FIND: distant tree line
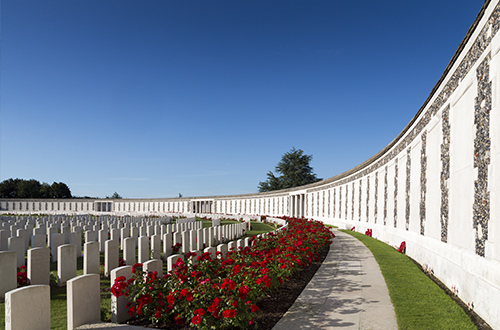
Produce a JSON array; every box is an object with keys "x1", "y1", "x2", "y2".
[{"x1": 0, "y1": 178, "x2": 72, "y2": 198}]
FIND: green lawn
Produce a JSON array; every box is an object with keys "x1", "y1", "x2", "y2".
[
  {"x1": 196, "y1": 217, "x2": 277, "y2": 236},
  {"x1": 341, "y1": 230, "x2": 477, "y2": 330}
]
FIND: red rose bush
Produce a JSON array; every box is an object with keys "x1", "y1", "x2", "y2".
[{"x1": 112, "y1": 217, "x2": 334, "y2": 329}]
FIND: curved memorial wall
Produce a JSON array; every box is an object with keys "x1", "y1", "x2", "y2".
[{"x1": 1, "y1": 1, "x2": 500, "y2": 327}]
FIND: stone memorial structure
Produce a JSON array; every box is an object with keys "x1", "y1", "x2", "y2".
[{"x1": 1, "y1": 1, "x2": 500, "y2": 328}]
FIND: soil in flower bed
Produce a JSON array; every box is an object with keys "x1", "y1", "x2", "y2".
[{"x1": 124, "y1": 244, "x2": 330, "y2": 329}]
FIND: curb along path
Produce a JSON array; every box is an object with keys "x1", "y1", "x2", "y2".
[{"x1": 272, "y1": 230, "x2": 398, "y2": 330}]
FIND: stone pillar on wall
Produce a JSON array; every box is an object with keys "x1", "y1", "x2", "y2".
[
  {"x1": 293, "y1": 196, "x2": 298, "y2": 218},
  {"x1": 297, "y1": 194, "x2": 304, "y2": 218}
]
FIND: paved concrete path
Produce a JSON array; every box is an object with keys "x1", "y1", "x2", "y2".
[{"x1": 272, "y1": 229, "x2": 398, "y2": 330}]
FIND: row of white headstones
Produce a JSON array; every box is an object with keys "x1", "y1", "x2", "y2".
[{"x1": 0, "y1": 214, "x2": 253, "y2": 330}]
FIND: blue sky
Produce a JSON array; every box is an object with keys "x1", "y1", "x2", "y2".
[{"x1": 0, "y1": 0, "x2": 484, "y2": 198}]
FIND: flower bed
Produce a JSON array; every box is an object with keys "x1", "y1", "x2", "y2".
[{"x1": 112, "y1": 217, "x2": 334, "y2": 329}]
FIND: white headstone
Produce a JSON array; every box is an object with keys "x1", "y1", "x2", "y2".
[
  {"x1": 138, "y1": 236, "x2": 149, "y2": 263},
  {"x1": 120, "y1": 227, "x2": 129, "y2": 249},
  {"x1": 85, "y1": 230, "x2": 97, "y2": 243},
  {"x1": 16, "y1": 229, "x2": 29, "y2": 251},
  {"x1": 163, "y1": 233, "x2": 172, "y2": 261},
  {"x1": 228, "y1": 241, "x2": 237, "y2": 253},
  {"x1": 167, "y1": 254, "x2": 184, "y2": 272},
  {"x1": 67, "y1": 274, "x2": 101, "y2": 330},
  {"x1": 236, "y1": 238, "x2": 245, "y2": 250},
  {"x1": 189, "y1": 230, "x2": 197, "y2": 252},
  {"x1": 47, "y1": 227, "x2": 57, "y2": 249},
  {"x1": 123, "y1": 237, "x2": 136, "y2": 266},
  {"x1": 147, "y1": 225, "x2": 155, "y2": 237},
  {"x1": 31, "y1": 234, "x2": 46, "y2": 249},
  {"x1": 196, "y1": 229, "x2": 204, "y2": 250},
  {"x1": 51, "y1": 233, "x2": 65, "y2": 262},
  {"x1": 143, "y1": 259, "x2": 163, "y2": 278},
  {"x1": 203, "y1": 246, "x2": 216, "y2": 260},
  {"x1": 181, "y1": 231, "x2": 189, "y2": 254},
  {"x1": 111, "y1": 266, "x2": 133, "y2": 323},
  {"x1": 151, "y1": 235, "x2": 161, "y2": 260},
  {"x1": 27, "y1": 247, "x2": 50, "y2": 285},
  {"x1": 83, "y1": 241, "x2": 100, "y2": 275},
  {"x1": 62, "y1": 226, "x2": 71, "y2": 244},
  {"x1": 130, "y1": 227, "x2": 139, "y2": 239},
  {"x1": 5, "y1": 285, "x2": 50, "y2": 330},
  {"x1": 105, "y1": 239, "x2": 119, "y2": 277},
  {"x1": 8, "y1": 236, "x2": 25, "y2": 267},
  {"x1": 217, "y1": 244, "x2": 228, "y2": 259},
  {"x1": 110, "y1": 228, "x2": 119, "y2": 241},
  {"x1": 69, "y1": 231, "x2": 82, "y2": 257},
  {"x1": 0, "y1": 229, "x2": 10, "y2": 251},
  {"x1": 188, "y1": 250, "x2": 201, "y2": 266},
  {"x1": 0, "y1": 251, "x2": 17, "y2": 301},
  {"x1": 98, "y1": 229, "x2": 107, "y2": 253},
  {"x1": 58, "y1": 244, "x2": 77, "y2": 285}
]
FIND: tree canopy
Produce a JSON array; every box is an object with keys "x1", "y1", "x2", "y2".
[
  {"x1": 0, "y1": 178, "x2": 72, "y2": 198},
  {"x1": 258, "y1": 147, "x2": 322, "y2": 192},
  {"x1": 106, "y1": 192, "x2": 123, "y2": 199}
]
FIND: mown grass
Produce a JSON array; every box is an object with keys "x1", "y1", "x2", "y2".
[
  {"x1": 342, "y1": 230, "x2": 477, "y2": 330},
  {"x1": 197, "y1": 217, "x2": 277, "y2": 236},
  {"x1": 0, "y1": 219, "x2": 275, "y2": 329}
]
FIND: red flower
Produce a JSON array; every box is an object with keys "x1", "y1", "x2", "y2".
[
  {"x1": 250, "y1": 304, "x2": 260, "y2": 312},
  {"x1": 193, "y1": 308, "x2": 206, "y2": 316},
  {"x1": 186, "y1": 251, "x2": 197, "y2": 259},
  {"x1": 221, "y1": 278, "x2": 236, "y2": 290},
  {"x1": 128, "y1": 306, "x2": 135, "y2": 317},
  {"x1": 149, "y1": 271, "x2": 157, "y2": 281},
  {"x1": 132, "y1": 263, "x2": 143, "y2": 274},
  {"x1": 239, "y1": 285, "x2": 251, "y2": 300},
  {"x1": 222, "y1": 309, "x2": 236, "y2": 318},
  {"x1": 232, "y1": 264, "x2": 242, "y2": 275},
  {"x1": 180, "y1": 288, "x2": 188, "y2": 297},
  {"x1": 192, "y1": 315, "x2": 202, "y2": 325}
]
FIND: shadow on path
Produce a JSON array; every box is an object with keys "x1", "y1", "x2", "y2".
[{"x1": 272, "y1": 230, "x2": 397, "y2": 330}]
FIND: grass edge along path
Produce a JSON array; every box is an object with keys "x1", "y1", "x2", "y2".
[{"x1": 341, "y1": 230, "x2": 477, "y2": 330}]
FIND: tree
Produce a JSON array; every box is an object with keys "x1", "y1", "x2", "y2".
[
  {"x1": 51, "y1": 182, "x2": 72, "y2": 198},
  {"x1": 0, "y1": 178, "x2": 20, "y2": 198},
  {"x1": 40, "y1": 183, "x2": 53, "y2": 198},
  {"x1": 106, "y1": 192, "x2": 122, "y2": 199},
  {"x1": 258, "y1": 147, "x2": 322, "y2": 192},
  {"x1": 0, "y1": 179, "x2": 73, "y2": 198},
  {"x1": 17, "y1": 179, "x2": 42, "y2": 198}
]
